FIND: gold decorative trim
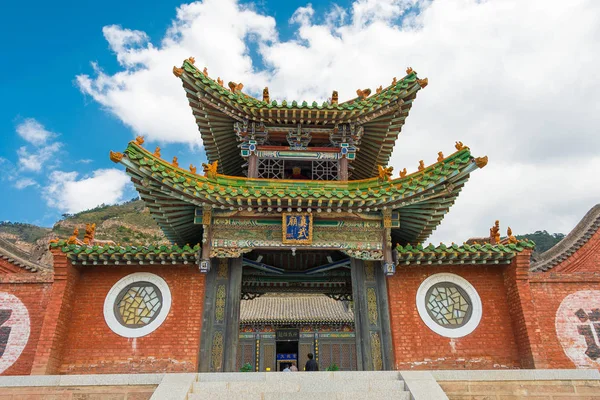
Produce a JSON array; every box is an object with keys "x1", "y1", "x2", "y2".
[
  {"x1": 282, "y1": 213, "x2": 313, "y2": 245},
  {"x1": 211, "y1": 331, "x2": 224, "y2": 372},
  {"x1": 367, "y1": 288, "x2": 378, "y2": 326},
  {"x1": 370, "y1": 332, "x2": 383, "y2": 371},
  {"x1": 217, "y1": 259, "x2": 228, "y2": 279},
  {"x1": 365, "y1": 262, "x2": 375, "y2": 281},
  {"x1": 215, "y1": 285, "x2": 226, "y2": 323}
]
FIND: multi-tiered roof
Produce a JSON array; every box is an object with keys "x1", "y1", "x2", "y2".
[{"x1": 110, "y1": 58, "x2": 489, "y2": 250}]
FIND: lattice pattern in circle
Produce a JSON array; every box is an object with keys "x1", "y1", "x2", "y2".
[
  {"x1": 425, "y1": 282, "x2": 472, "y2": 327},
  {"x1": 115, "y1": 283, "x2": 162, "y2": 327}
]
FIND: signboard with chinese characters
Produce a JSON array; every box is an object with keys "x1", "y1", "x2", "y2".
[
  {"x1": 276, "y1": 328, "x2": 300, "y2": 341},
  {"x1": 282, "y1": 213, "x2": 313, "y2": 244}
]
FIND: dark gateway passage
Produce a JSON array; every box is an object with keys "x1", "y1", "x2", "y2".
[{"x1": 236, "y1": 250, "x2": 357, "y2": 372}]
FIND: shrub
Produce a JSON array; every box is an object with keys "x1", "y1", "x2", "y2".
[
  {"x1": 240, "y1": 362, "x2": 253, "y2": 372},
  {"x1": 326, "y1": 363, "x2": 339, "y2": 371}
]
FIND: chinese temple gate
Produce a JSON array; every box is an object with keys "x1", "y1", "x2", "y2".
[
  {"x1": 3, "y1": 56, "x2": 598, "y2": 378},
  {"x1": 107, "y1": 59, "x2": 489, "y2": 372}
]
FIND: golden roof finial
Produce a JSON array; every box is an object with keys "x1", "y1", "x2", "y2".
[
  {"x1": 135, "y1": 135, "x2": 144, "y2": 145},
  {"x1": 187, "y1": 56, "x2": 195, "y2": 64},
  {"x1": 377, "y1": 165, "x2": 393, "y2": 182},
  {"x1": 263, "y1": 87, "x2": 270, "y2": 103},
  {"x1": 189, "y1": 164, "x2": 197, "y2": 174},
  {"x1": 67, "y1": 227, "x2": 79, "y2": 245},
  {"x1": 154, "y1": 146, "x2": 161, "y2": 158},
  {"x1": 109, "y1": 151, "x2": 123, "y2": 163},
  {"x1": 228, "y1": 81, "x2": 243, "y2": 93},
  {"x1": 417, "y1": 77, "x2": 428, "y2": 88},
  {"x1": 217, "y1": 77, "x2": 223, "y2": 86},
  {"x1": 406, "y1": 67, "x2": 414, "y2": 75},
  {"x1": 172, "y1": 66, "x2": 184, "y2": 77},
  {"x1": 418, "y1": 160, "x2": 425, "y2": 171},
  {"x1": 399, "y1": 168, "x2": 407, "y2": 178},
  {"x1": 475, "y1": 156, "x2": 488, "y2": 168},
  {"x1": 356, "y1": 88, "x2": 371, "y2": 100},
  {"x1": 437, "y1": 152, "x2": 444, "y2": 162},
  {"x1": 455, "y1": 141, "x2": 465, "y2": 151},
  {"x1": 490, "y1": 220, "x2": 500, "y2": 244},
  {"x1": 507, "y1": 227, "x2": 518, "y2": 244},
  {"x1": 83, "y1": 223, "x2": 96, "y2": 245},
  {"x1": 172, "y1": 156, "x2": 179, "y2": 167},
  {"x1": 203, "y1": 67, "x2": 208, "y2": 76},
  {"x1": 202, "y1": 160, "x2": 219, "y2": 179},
  {"x1": 376, "y1": 86, "x2": 383, "y2": 94},
  {"x1": 392, "y1": 77, "x2": 397, "y2": 86},
  {"x1": 331, "y1": 90, "x2": 338, "y2": 105}
]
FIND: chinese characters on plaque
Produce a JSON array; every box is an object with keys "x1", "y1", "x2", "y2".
[{"x1": 282, "y1": 213, "x2": 313, "y2": 244}]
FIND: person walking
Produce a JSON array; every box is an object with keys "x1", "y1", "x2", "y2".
[{"x1": 304, "y1": 353, "x2": 319, "y2": 371}]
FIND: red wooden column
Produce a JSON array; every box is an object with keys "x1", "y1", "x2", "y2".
[
  {"x1": 31, "y1": 249, "x2": 80, "y2": 375},
  {"x1": 503, "y1": 250, "x2": 548, "y2": 369}
]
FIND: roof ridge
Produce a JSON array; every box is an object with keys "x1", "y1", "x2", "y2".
[
  {"x1": 0, "y1": 238, "x2": 50, "y2": 272},
  {"x1": 530, "y1": 204, "x2": 600, "y2": 273}
]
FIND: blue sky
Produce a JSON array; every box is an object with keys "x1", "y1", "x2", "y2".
[
  {"x1": 0, "y1": 0, "x2": 350, "y2": 226},
  {"x1": 1, "y1": 0, "x2": 598, "y2": 243}
]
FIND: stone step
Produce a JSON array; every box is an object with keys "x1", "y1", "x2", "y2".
[
  {"x1": 193, "y1": 379, "x2": 406, "y2": 393},
  {"x1": 196, "y1": 371, "x2": 403, "y2": 382},
  {"x1": 188, "y1": 390, "x2": 410, "y2": 400}
]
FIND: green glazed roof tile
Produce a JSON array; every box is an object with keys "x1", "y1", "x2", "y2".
[{"x1": 50, "y1": 240, "x2": 200, "y2": 266}]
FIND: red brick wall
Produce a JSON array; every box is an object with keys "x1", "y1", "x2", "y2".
[
  {"x1": 58, "y1": 264, "x2": 206, "y2": 374},
  {"x1": 387, "y1": 265, "x2": 521, "y2": 370},
  {"x1": 524, "y1": 221, "x2": 600, "y2": 369},
  {"x1": 0, "y1": 272, "x2": 53, "y2": 375},
  {"x1": 503, "y1": 252, "x2": 547, "y2": 368},
  {"x1": 550, "y1": 229, "x2": 600, "y2": 273},
  {"x1": 529, "y1": 277, "x2": 600, "y2": 368}
]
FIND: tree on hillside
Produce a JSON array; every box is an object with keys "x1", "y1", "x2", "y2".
[{"x1": 516, "y1": 230, "x2": 565, "y2": 254}]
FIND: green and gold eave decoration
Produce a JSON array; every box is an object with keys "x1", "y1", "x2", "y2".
[
  {"x1": 114, "y1": 139, "x2": 485, "y2": 205},
  {"x1": 173, "y1": 57, "x2": 428, "y2": 114},
  {"x1": 394, "y1": 240, "x2": 535, "y2": 266},
  {"x1": 109, "y1": 139, "x2": 488, "y2": 245},
  {"x1": 49, "y1": 240, "x2": 200, "y2": 266}
]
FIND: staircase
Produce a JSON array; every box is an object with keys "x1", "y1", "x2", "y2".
[{"x1": 187, "y1": 371, "x2": 411, "y2": 400}]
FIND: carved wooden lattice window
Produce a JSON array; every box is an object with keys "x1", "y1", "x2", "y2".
[
  {"x1": 236, "y1": 341, "x2": 255, "y2": 371},
  {"x1": 257, "y1": 159, "x2": 284, "y2": 179},
  {"x1": 319, "y1": 340, "x2": 356, "y2": 371},
  {"x1": 261, "y1": 342, "x2": 276, "y2": 372},
  {"x1": 299, "y1": 342, "x2": 313, "y2": 371},
  {"x1": 312, "y1": 160, "x2": 339, "y2": 181}
]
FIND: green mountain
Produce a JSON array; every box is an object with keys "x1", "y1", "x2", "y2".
[
  {"x1": 0, "y1": 199, "x2": 166, "y2": 267},
  {"x1": 516, "y1": 230, "x2": 565, "y2": 254},
  {"x1": 51, "y1": 198, "x2": 166, "y2": 244}
]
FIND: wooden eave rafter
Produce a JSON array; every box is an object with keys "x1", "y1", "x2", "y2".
[
  {"x1": 118, "y1": 141, "x2": 482, "y2": 245},
  {"x1": 177, "y1": 61, "x2": 424, "y2": 177}
]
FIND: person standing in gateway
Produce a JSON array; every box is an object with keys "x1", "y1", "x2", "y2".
[{"x1": 304, "y1": 353, "x2": 319, "y2": 371}]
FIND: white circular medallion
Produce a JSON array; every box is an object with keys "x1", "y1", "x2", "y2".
[
  {"x1": 103, "y1": 272, "x2": 171, "y2": 338},
  {"x1": 555, "y1": 290, "x2": 600, "y2": 368},
  {"x1": 0, "y1": 292, "x2": 30, "y2": 374},
  {"x1": 416, "y1": 273, "x2": 482, "y2": 338}
]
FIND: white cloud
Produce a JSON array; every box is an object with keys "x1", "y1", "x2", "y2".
[
  {"x1": 77, "y1": 0, "x2": 600, "y2": 242},
  {"x1": 13, "y1": 178, "x2": 38, "y2": 190},
  {"x1": 17, "y1": 142, "x2": 62, "y2": 172},
  {"x1": 15, "y1": 118, "x2": 56, "y2": 145},
  {"x1": 43, "y1": 169, "x2": 132, "y2": 214}
]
